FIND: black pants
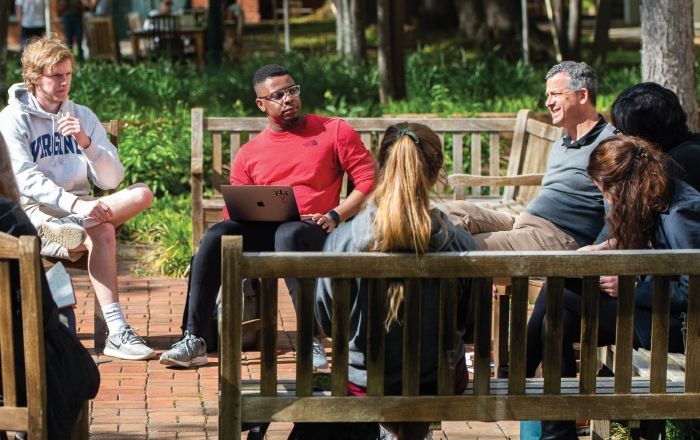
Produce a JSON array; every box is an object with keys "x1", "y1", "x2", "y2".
[
  {"x1": 526, "y1": 279, "x2": 619, "y2": 440},
  {"x1": 185, "y1": 219, "x2": 327, "y2": 337}
]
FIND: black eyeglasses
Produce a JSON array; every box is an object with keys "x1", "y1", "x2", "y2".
[{"x1": 258, "y1": 85, "x2": 301, "y2": 102}]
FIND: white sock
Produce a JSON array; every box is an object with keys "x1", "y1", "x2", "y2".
[{"x1": 102, "y1": 302, "x2": 128, "y2": 335}]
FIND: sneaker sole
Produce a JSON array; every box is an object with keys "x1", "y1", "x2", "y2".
[
  {"x1": 39, "y1": 223, "x2": 86, "y2": 250},
  {"x1": 103, "y1": 347, "x2": 157, "y2": 361},
  {"x1": 159, "y1": 355, "x2": 208, "y2": 368}
]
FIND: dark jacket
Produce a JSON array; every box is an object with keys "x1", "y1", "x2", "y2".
[
  {"x1": 0, "y1": 197, "x2": 100, "y2": 439},
  {"x1": 633, "y1": 181, "x2": 700, "y2": 351},
  {"x1": 668, "y1": 134, "x2": 700, "y2": 193},
  {"x1": 315, "y1": 205, "x2": 477, "y2": 393}
]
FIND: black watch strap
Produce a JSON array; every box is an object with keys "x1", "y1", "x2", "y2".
[{"x1": 328, "y1": 209, "x2": 341, "y2": 226}]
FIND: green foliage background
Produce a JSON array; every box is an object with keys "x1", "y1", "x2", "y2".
[{"x1": 5, "y1": 48, "x2": 694, "y2": 277}]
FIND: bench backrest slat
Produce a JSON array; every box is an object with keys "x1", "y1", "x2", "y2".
[
  {"x1": 367, "y1": 279, "x2": 387, "y2": 396},
  {"x1": 686, "y1": 275, "x2": 700, "y2": 392},
  {"x1": 543, "y1": 277, "x2": 564, "y2": 394},
  {"x1": 451, "y1": 134, "x2": 464, "y2": 199},
  {"x1": 470, "y1": 133, "x2": 482, "y2": 197},
  {"x1": 260, "y1": 278, "x2": 278, "y2": 396},
  {"x1": 402, "y1": 280, "x2": 422, "y2": 396},
  {"x1": 437, "y1": 279, "x2": 459, "y2": 396},
  {"x1": 579, "y1": 277, "x2": 601, "y2": 394},
  {"x1": 614, "y1": 276, "x2": 637, "y2": 393},
  {"x1": 212, "y1": 133, "x2": 223, "y2": 196},
  {"x1": 296, "y1": 278, "x2": 315, "y2": 396},
  {"x1": 508, "y1": 277, "x2": 529, "y2": 395},
  {"x1": 650, "y1": 277, "x2": 671, "y2": 393},
  {"x1": 330, "y1": 279, "x2": 351, "y2": 396},
  {"x1": 0, "y1": 260, "x2": 17, "y2": 407},
  {"x1": 472, "y1": 278, "x2": 492, "y2": 395}
]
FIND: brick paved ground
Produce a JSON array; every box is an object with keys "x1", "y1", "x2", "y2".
[{"x1": 71, "y1": 269, "x2": 522, "y2": 439}]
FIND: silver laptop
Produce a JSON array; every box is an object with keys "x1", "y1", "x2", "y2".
[{"x1": 221, "y1": 185, "x2": 301, "y2": 222}]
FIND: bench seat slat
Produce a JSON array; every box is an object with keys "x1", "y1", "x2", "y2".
[{"x1": 241, "y1": 377, "x2": 687, "y2": 396}]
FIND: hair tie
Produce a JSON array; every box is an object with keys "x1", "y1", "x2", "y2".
[
  {"x1": 634, "y1": 147, "x2": 648, "y2": 160},
  {"x1": 397, "y1": 127, "x2": 420, "y2": 145}
]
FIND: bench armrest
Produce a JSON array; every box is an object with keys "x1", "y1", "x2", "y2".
[{"x1": 448, "y1": 173, "x2": 544, "y2": 187}]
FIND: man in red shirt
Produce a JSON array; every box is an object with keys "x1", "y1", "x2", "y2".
[{"x1": 160, "y1": 64, "x2": 376, "y2": 368}]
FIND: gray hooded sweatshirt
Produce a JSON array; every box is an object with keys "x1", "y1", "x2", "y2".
[
  {"x1": 0, "y1": 83, "x2": 123, "y2": 217},
  {"x1": 315, "y1": 205, "x2": 477, "y2": 392}
]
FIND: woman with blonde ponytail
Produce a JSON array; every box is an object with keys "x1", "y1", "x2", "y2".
[
  {"x1": 313, "y1": 123, "x2": 477, "y2": 440},
  {"x1": 527, "y1": 135, "x2": 700, "y2": 439}
]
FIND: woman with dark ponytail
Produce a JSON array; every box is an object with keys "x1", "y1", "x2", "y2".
[
  {"x1": 312, "y1": 123, "x2": 477, "y2": 440},
  {"x1": 526, "y1": 135, "x2": 700, "y2": 439}
]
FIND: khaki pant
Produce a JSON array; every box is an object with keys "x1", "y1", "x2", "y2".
[{"x1": 437, "y1": 200, "x2": 579, "y2": 251}]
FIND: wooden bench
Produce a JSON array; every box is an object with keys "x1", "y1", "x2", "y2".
[
  {"x1": 190, "y1": 108, "x2": 561, "y2": 251},
  {"x1": 595, "y1": 344, "x2": 688, "y2": 438},
  {"x1": 41, "y1": 120, "x2": 125, "y2": 355},
  {"x1": 218, "y1": 237, "x2": 700, "y2": 439},
  {"x1": 0, "y1": 233, "x2": 46, "y2": 439}
]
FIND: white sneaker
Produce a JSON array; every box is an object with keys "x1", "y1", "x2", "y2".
[
  {"x1": 312, "y1": 337, "x2": 329, "y2": 370},
  {"x1": 104, "y1": 326, "x2": 156, "y2": 360},
  {"x1": 38, "y1": 216, "x2": 86, "y2": 250},
  {"x1": 159, "y1": 331, "x2": 208, "y2": 368}
]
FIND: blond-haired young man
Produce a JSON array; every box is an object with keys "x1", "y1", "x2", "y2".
[{"x1": 0, "y1": 34, "x2": 156, "y2": 361}]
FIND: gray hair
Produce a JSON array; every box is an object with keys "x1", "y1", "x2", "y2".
[{"x1": 546, "y1": 61, "x2": 598, "y2": 105}]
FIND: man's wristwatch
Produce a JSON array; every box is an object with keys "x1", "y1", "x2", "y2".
[{"x1": 328, "y1": 210, "x2": 341, "y2": 227}]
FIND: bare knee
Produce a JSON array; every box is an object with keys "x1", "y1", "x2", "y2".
[
  {"x1": 127, "y1": 183, "x2": 154, "y2": 208},
  {"x1": 86, "y1": 222, "x2": 117, "y2": 249}
]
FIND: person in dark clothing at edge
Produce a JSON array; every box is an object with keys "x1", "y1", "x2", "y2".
[
  {"x1": 0, "y1": 132, "x2": 100, "y2": 440},
  {"x1": 526, "y1": 135, "x2": 700, "y2": 439},
  {"x1": 611, "y1": 82, "x2": 700, "y2": 192}
]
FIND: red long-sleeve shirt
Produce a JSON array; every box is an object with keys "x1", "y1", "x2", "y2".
[{"x1": 223, "y1": 114, "x2": 376, "y2": 220}]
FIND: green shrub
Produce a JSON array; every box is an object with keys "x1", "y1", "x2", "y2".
[{"x1": 119, "y1": 193, "x2": 192, "y2": 278}]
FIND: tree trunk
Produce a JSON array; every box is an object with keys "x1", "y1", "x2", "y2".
[
  {"x1": 455, "y1": 0, "x2": 484, "y2": 40},
  {"x1": 592, "y1": 0, "x2": 612, "y2": 67},
  {"x1": 206, "y1": 0, "x2": 223, "y2": 66},
  {"x1": 420, "y1": 0, "x2": 453, "y2": 31},
  {"x1": 0, "y1": 0, "x2": 8, "y2": 95},
  {"x1": 483, "y1": 0, "x2": 518, "y2": 43},
  {"x1": 567, "y1": 0, "x2": 581, "y2": 60},
  {"x1": 641, "y1": 0, "x2": 697, "y2": 130},
  {"x1": 377, "y1": 0, "x2": 405, "y2": 104},
  {"x1": 336, "y1": 0, "x2": 366, "y2": 62}
]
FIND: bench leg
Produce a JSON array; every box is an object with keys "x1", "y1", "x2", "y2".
[{"x1": 591, "y1": 420, "x2": 611, "y2": 440}]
